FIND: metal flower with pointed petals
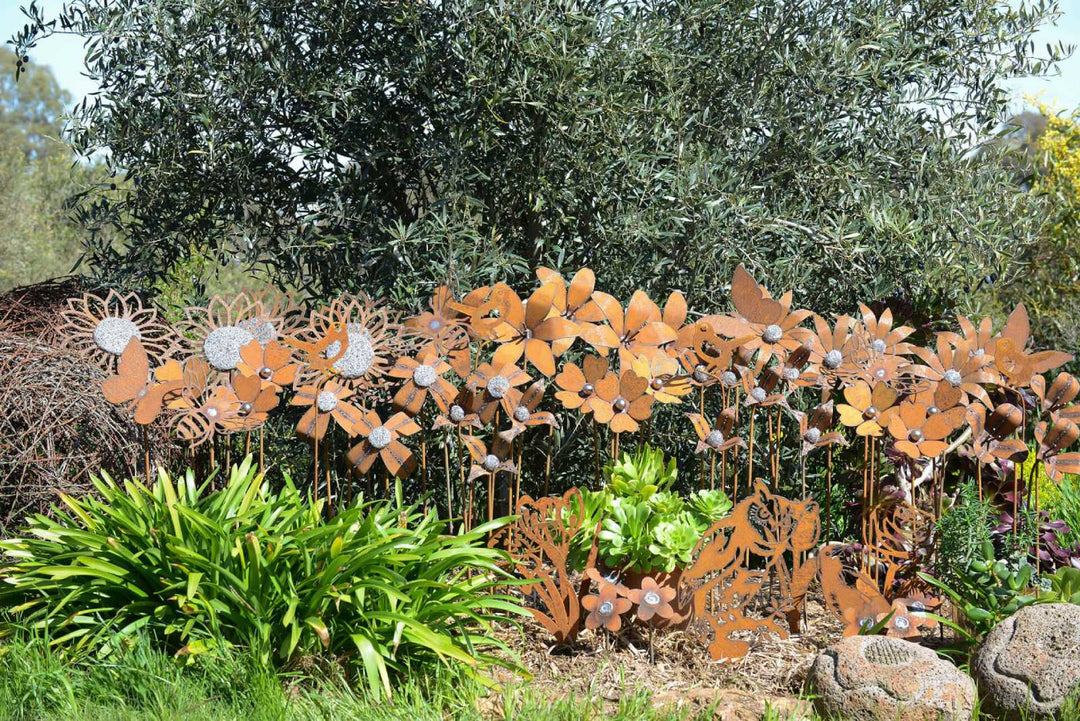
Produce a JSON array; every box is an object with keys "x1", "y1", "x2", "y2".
[
  {"x1": 60, "y1": 290, "x2": 176, "y2": 371},
  {"x1": 687, "y1": 408, "x2": 745, "y2": 454},
  {"x1": 466, "y1": 362, "x2": 532, "y2": 424},
  {"x1": 387, "y1": 348, "x2": 457, "y2": 416},
  {"x1": 500, "y1": 380, "x2": 557, "y2": 441},
  {"x1": 291, "y1": 380, "x2": 365, "y2": 441},
  {"x1": 347, "y1": 410, "x2": 421, "y2": 477}
]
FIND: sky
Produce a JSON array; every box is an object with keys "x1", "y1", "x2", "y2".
[{"x1": 2, "y1": 0, "x2": 1079, "y2": 114}]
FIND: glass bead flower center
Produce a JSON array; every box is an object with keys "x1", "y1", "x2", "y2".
[
  {"x1": 894, "y1": 616, "x2": 910, "y2": 630},
  {"x1": 598, "y1": 601, "x2": 614, "y2": 615},
  {"x1": 762, "y1": 324, "x2": 783, "y2": 343},
  {"x1": 513, "y1": 405, "x2": 530, "y2": 423},
  {"x1": 368, "y1": 426, "x2": 392, "y2": 450},
  {"x1": 204, "y1": 325, "x2": 255, "y2": 371},
  {"x1": 804, "y1": 427, "x2": 821, "y2": 444},
  {"x1": 487, "y1": 375, "x2": 510, "y2": 399},
  {"x1": 721, "y1": 370, "x2": 738, "y2": 387},
  {"x1": 782, "y1": 367, "x2": 799, "y2": 382},
  {"x1": 871, "y1": 338, "x2": 887, "y2": 353},
  {"x1": 706, "y1": 429, "x2": 724, "y2": 447},
  {"x1": 412, "y1": 364, "x2": 437, "y2": 388},
  {"x1": 750, "y1": 386, "x2": 767, "y2": 402},
  {"x1": 449, "y1": 405, "x2": 466, "y2": 423},
  {"x1": 93, "y1": 317, "x2": 141, "y2": 356},
  {"x1": 643, "y1": 591, "x2": 661, "y2": 606},
  {"x1": 316, "y1": 390, "x2": 339, "y2": 412}
]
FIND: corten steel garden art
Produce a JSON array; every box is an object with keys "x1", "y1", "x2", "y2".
[{"x1": 66, "y1": 266, "x2": 1080, "y2": 664}]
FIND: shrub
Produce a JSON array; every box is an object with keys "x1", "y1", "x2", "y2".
[{"x1": 0, "y1": 458, "x2": 524, "y2": 698}]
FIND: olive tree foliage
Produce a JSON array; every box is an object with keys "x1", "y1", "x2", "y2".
[{"x1": 9, "y1": 0, "x2": 1066, "y2": 317}]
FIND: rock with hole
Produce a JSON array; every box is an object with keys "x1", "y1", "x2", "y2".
[
  {"x1": 809, "y1": 636, "x2": 975, "y2": 721},
  {"x1": 972, "y1": 603, "x2": 1080, "y2": 719}
]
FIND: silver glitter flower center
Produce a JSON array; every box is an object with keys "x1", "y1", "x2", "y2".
[
  {"x1": 487, "y1": 375, "x2": 510, "y2": 399},
  {"x1": 238, "y1": 318, "x2": 278, "y2": 346},
  {"x1": 204, "y1": 325, "x2": 255, "y2": 371},
  {"x1": 412, "y1": 364, "x2": 437, "y2": 388},
  {"x1": 762, "y1": 324, "x2": 783, "y2": 343},
  {"x1": 721, "y1": 370, "x2": 738, "y2": 387},
  {"x1": 943, "y1": 369, "x2": 962, "y2": 387},
  {"x1": 823, "y1": 349, "x2": 843, "y2": 369},
  {"x1": 449, "y1": 405, "x2": 466, "y2": 423},
  {"x1": 328, "y1": 324, "x2": 375, "y2": 379},
  {"x1": 368, "y1": 426, "x2": 392, "y2": 450},
  {"x1": 598, "y1": 601, "x2": 614, "y2": 615},
  {"x1": 513, "y1": 405, "x2": 530, "y2": 423},
  {"x1": 804, "y1": 427, "x2": 822, "y2": 444},
  {"x1": 482, "y1": 454, "x2": 500, "y2": 471},
  {"x1": 782, "y1": 367, "x2": 800, "y2": 382},
  {"x1": 871, "y1": 339, "x2": 887, "y2": 353},
  {"x1": 750, "y1": 386, "x2": 767, "y2": 402},
  {"x1": 643, "y1": 591, "x2": 661, "y2": 606},
  {"x1": 706, "y1": 429, "x2": 724, "y2": 447},
  {"x1": 93, "y1": 317, "x2": 141, "y2": 356},
  {"x1": 316, "y1": 390, "x2": 339, "y2": 412}
]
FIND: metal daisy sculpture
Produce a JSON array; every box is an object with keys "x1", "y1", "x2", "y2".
[
  {"x1": 466, "y1": 362, "x2": 532, "y2": 424},
  {"x1": 404, "y1": 285, "x2": 471, "y2": 376},
  {"x1": 179, "y1": 293, "x2": 267, "y2": 375},
  {"x1": 60, "y1": 290, "x2": 176, "y2": 371}
]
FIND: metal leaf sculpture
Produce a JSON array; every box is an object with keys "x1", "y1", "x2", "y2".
[
  {"x1": 505, "y1": 489, "x2": 599, "y2": 644},
  {"x1": 682, "y1": 482, "x2": 821, "y2": 661}
]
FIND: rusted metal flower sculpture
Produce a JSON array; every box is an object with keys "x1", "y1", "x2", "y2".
[
  {"x1": 179, "y1": 293, "x2": 267, "y2": 374},
  {"x1": 500, "y1": 380, "x2": 557, "y2": 442},
  {"x1": 299, "y1": 294, "x2": 408, "y2": 393},
  {"x1": 705, "y1": 265, "x2": 812, "y2": 369},
  {"x1": 909, "y1": 337, "x2": 998, "y2": 407},
  {"x1": 466, "y1": 362, "x2": 532, "y2": 424},
  {"x1": 347, "y1": 410, "x2": 421, "y2": 477},
  {"x1": 741, "y1": 367, "x2": 789, "y2": 410},
  {"x1": 431, "y1": 387, "x2": 484, "y2": 431},
  {"x1": 404, "y1": 285, "x2": 469, "y2": 359},
  {"x1": 588, "y1": 369, "x2": 654, "y2": 434},
  {"x1": 387, "y1": 350, "x2": 456, "y2": 416},
  {"x1": 687, "y1": 408, "x2": 745, "y2": 454},
  {"x1": 236, "y1": 339, "x2": 298, "y2": 390},
  {"x1": 940, "y1": 314, "x2": 998, "y2": 360},
  {"x1": 631, "y1": 350, "x2": 692, "y2": 404},
  {"x1": 885, "y1": 400, "x2": 965, "y2": 459},
  {"x1": 992, "y1": 304, "x2": 1073, "y2": 388},
  {"x1": 582, "y1": 582, "x2": 632, "y2": 632},
  {"x1": 836, "y1": 381, "x2": 900, "y2": 437},
  {"x1": 554, "y1": 355, "x2": 608, "y2": 413},
  {"x1": 230, "y1": 371, "x2": 280, "y2": 431},
  {"x1": 60, "y1": 290, "x2": 175, "y2": 371},
  {"x1": 241, "y1": 290, "x2": 307, "y2": 345},
  {"x1": 166, "y1": 363, "x2": 243, "y2": 448},
  {"x1": 1032, "y1": 373, "x2": 1080, "y2": 417},
  {"x1": 462, "y1": 435, "x2": 517, "y2": 481},
  {"x1": 852, "y1": 304, "x2": 915, "y2": 360},
  {"x1": 809, "y1": 314, "x2": 857, "y2": 385},
  {"x1": 487, "y1": 282, "x2": 580, "y2": 376},
  {"x1": 1035, "y1": 416, "x2": 1080, "y2": 481},
  {"x1": 536, "y1": 267, "x2": 607, "y2": 356},
  {"x1": 965, "y1": 403, "x2": 1027, "y2": 464},
  {"x1": 101, "y1": 338, "x2": 183, "y2": 425},
  {"x1": 291, "y1": 380, "x2": 364, "y2": 441},
  {"x1": 795, "y1": 402, "x2": 847, "y2": 456},
  {"x1": 627, "y1": 576, "x2": 676, "y2": 622},
  {"x1": 584, "y1": 289, "x2": 678, "y2": 366}
]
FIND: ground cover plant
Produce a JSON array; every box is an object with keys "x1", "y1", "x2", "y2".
[{"x1": 0, "y1": 458, "x2": 523, "y2": 699}]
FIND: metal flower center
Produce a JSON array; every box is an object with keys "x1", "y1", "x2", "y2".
[
  {"x1": 482, "y1": 454, "x2": 500, "y2": 471},
  {"x1": 513, "y1": 405, "x2": 530, "y2": 423},
  {"x1": 428, "y1": 318, "x2": 443, "y2": 330},
  {"x1": 580, "y1": 382, "x2": 595, "y2": 398},
  {"x1": 762, "y1": 324, "x2": 783, "y2": 343},
  {"x1": 614, "y1": 397, "x2": 629, "y2": 412},
  {"x1": 204, "y1": 406, "x2": 218, "y2": 419},
  {"x1": 316, "y1": 390, "x2": 339, "y2": 412},
  {"x1": 487, "y1": 375, "x2": 510, "y2": 399},
  {"x1": 650, "y1": 378, "x2": 664, "y2": 390},
  {"x1": 908, "y1": 428, "x2": 924, "y2": 443},
  {"x1": 204, "y1": 325, "x2": 256, "y2": 371},
  {"x1": 238, "y1": 401, "x2": 253, "y2": 417},
  {"x1": 328, "y1": 324, "x2": 375, "y2": 379},
  {"x1": 894, "y1": 615, "x2": 910, "y2": 630},
  {"x1": 449, "y1": 405, "x2": 466, "y2": 423},
  {"x1": 598, "y1": 600, "x2": 614, "y2": 615},
  {"x1": 721, "y1": 370, "x2": 738, "y2": 388},
  {"x1": 706, "y1": 429, "x2": 724, "y2": 447},
  {"x1": 863, "y1": 406, "x2": 878, "y2": 420},
  {"x1": 692, "y1": 365, "x2": 710, "y2": 383},
  {"x1": 412, "y1": 364, "x2": 437, "y2": 388},
  {"x1": 750, "y1": 386, "x2": 767, "y2": 403},
  {"x1": 874, "y1": 368, "x2": 887, "y2": 379},
  {"x1": 258, "y1": 366, "x2": 274, "y2": 380},
  {"x1": 943, "y1": 369, "x2": 962, "y2": 387},
  {"x1": 93, "y1": 317, "x2": 141, "y2": 355},
  {"x1": 871, "y1": 339, "x2": 887, "y2": 353},
  {"x1": 782, "y1": 367, "x2": 800, "y2": 382},
  {"x1": 804, "y1": 427, "x2": 821, "y2": 444},
  {"x1": 823, "y1": 349, "x2": 843, "y2": 370},
  {"x1": 643, "y1": 591, "x2": 661, "y2": 606},
  {"x1": 927, "y1": 405, "x2": 940, "y2": 415},
  {"x1": 237, "y1": 318, "x2": 277, "y2": 346},
  {"x1": 368, "y1": 426, "x2": 392, "y2": 450}
]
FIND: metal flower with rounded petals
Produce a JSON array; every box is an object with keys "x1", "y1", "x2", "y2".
[
  {"x1": 236, "y1": 339, "x2": 298, "y2": 390},
  {"x1": 582, "y1": 582, "x2": 632, "y2": 632},
  {"x1": 500, "y1": 380, "x2": 557, "y2": 442},
  {"x1": 583, "y1": 289, "x2": 679, "y2": 366},
  {"x1": 487, "y1": 282, "x2": 580, "y2": 376},
  {"x1": 291, "y1": 380, "x2": 365, "y2": 441},
  {"x1": 229, "y1": 371, "x2": 280, "y2": 431},
  {"x1": 627, "y1": 576, "x2": 676, "y2": 622},
  {"x1": 885, "y1": 401, "x2": 966, "y2": 459},
  {"x1": 60, "y1": 290, "x2": 176, "y2": 371},
  {"x1": 554, "y1": 355, "x2": 608, "y2": 413},
  {"x1": 101, "y1": 338, "x2": 184, "y2": 425},
  {"x1": 836, "y1": 381, "x2": 900, "y2": 437},
  {"x1": 964, "y1": 403, "x2": 1027, "y2": 464},
  {"x1": 1032, "y1": 373, "x2": 1080, "y2": 418},
  {"x1": 432, "y1": 387, "x2": 484, "y2": 431},
  {"x1": 631, "y1": 349, "x2": 692, "y2": 404},
  {"x1": 536, "y1": 267, "x2": 607, "y2": 356},
  {"x1": 588, "y1": 369, "x2": 653, "y2": 434},
  {"x1": 347, "y1": 410, "x2": 421, "y2": 478},
  {"x1": 387, "y1": 349, "x2": 457, "y2": 416},
  {"x1": 167, "y1": 368, "x2": 243, "y2": 448},
  {"x1": 1035, "y1": 416, "x2": 1080, "y2": 481}
]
